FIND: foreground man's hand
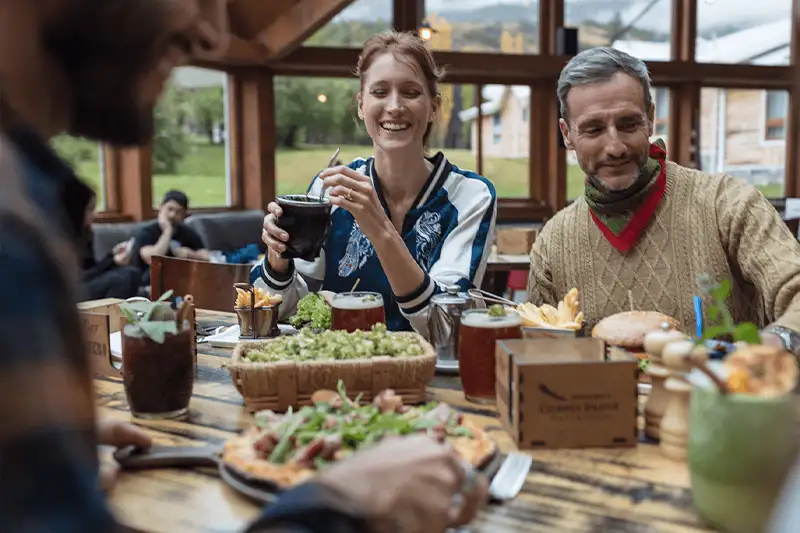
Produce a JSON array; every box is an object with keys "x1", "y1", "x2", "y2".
[
  {"x1": 315, "y1": 435, "x2": 489, "y2": 533},
  {"x1": 97, "y1": 420, "x2": 153, "y2": 492}
]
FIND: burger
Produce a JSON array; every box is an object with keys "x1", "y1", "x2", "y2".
[{"x1": 591, "y1": 311, "x2": 681, "y2": 378}]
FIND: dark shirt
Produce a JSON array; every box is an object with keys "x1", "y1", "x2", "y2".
[
  {"x1": 131, "y1": 221, "x2": 206, "y2": 270},
  {"x1": 81, "y1": 234, "x2": 116, "y2": 281},
  {"x1": 0, "y1": 125, "x2": 366, "y2": 533},
  {"x1": 0, "y1": 126, "x2": 116, "y2": 532}
]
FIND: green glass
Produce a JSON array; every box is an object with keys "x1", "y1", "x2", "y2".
[{"x1": 688, "y1": 385, "x2": 798, "y2": 533}]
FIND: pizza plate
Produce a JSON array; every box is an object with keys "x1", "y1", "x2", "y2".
[{"x1": 115, "y1": 441, "x2": 505, "y2": 507}]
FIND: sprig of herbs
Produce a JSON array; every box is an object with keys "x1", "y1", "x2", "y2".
[
  {"x1": 119, "y1": 290, "x2": 177, "y2": 344},
  {"x1": 695, "y1": 275, "x2": 760, "y2": 345}
]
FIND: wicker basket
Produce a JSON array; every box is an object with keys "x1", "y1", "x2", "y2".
[{"x1": 226, "y1": 332, "x2": 437, "y2": 412}]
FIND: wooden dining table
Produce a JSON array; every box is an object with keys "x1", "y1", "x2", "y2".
[{"x1": 97, "y1": 308, "x2": 716, "y2": 533}]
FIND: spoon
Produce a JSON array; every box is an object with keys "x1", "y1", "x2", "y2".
[{"x1": 317, "y1": 147, "x2": 341, "y2": 202}]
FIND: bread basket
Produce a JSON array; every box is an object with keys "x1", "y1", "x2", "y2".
[{"x1": 226, "y1": 332, "x2": 437, "y2": 412}]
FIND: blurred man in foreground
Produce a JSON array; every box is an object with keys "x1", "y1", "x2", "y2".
[{"x1": 0, "y1": 1, "x2": 486, "y2": 532}]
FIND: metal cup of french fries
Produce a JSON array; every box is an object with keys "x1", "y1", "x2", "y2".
[
  {"x1": 234, "y1": 286, "x2": 283, "y2": 339},
  {"x1": 517, "y1": 288, "x2": 585, "y2": 339}
]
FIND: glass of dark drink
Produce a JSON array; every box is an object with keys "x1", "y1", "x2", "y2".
[
  {"x1": 458, "y1": 308, "x2": 522, "y2": 404},
  {"x1": 331, "y1": 292, "x2": 385, "y2": 332},
  {"x1": 276, "y1": 194, "x2": 332, "y2": 261},
  {"x1": 121, "y1": 323, "x2": 194, "y2": 419}
]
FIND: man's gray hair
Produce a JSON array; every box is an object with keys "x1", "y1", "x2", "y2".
[{"x1": 557, "y1": 46, "x2": 653, "y2": 121}]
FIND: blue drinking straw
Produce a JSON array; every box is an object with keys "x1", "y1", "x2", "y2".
[{"x1": 693, "y1": 295, "x2": 703, "y2": 339}]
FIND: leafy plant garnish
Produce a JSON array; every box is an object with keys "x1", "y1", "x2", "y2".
[
  {"x1": 696, "y1": 275, "x2": 761, "y2": 345},
  {"x1": 119, "y1": 290, "x2": 178, "y2": 344}
]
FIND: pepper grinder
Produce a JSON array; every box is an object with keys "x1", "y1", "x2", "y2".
[
  {"x1": 659, "y1": 340, "x2": 708, "y2": 460},
  {"x1": 642, "y1": 324, "x2": 687, "y2": 440}
]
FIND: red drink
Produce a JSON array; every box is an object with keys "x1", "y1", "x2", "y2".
[
  {"x1": 122, "y1": 325, "x2": 194, "y2": 419},
  {"x1": 458, "y1": 309, "x2": 522, "y2": 403},
  {"x1": 331, "y1": 292, "x2": 385, "y2": 332}
]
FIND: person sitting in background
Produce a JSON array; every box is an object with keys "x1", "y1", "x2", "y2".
[
  {"x1": 131, "y1": 189, "x2": 211, "y2": 283},
  {"x1": 255, "y1": 31, "x2": 497, "y2": 338},
  {"x1": 81, "y1": 191, "x2": 141, "y2": 300},
  {"x1": 527, "y1": 46, "x2": 800, "y2": 356}
]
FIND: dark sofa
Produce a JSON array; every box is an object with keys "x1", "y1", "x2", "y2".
[{"x1": 90, "y1": 209, "x2": 266, "y2": 263}]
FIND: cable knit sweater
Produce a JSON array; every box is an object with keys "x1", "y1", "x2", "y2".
[{"x1": 527, "y1": 161, "x2": 800, "y2": 334}]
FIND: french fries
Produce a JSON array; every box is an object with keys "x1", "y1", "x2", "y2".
[
  {"x1": 235, "y1": 287, "x2": 283, "y2": 308},
  {"x1": 516, "y1": 288, "x2": 584, "y2": 331}
]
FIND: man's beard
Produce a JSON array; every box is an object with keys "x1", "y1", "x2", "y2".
[
  {"x1": 587, "y1": 162, "x2": 648, "y2": 193},
  {"x1": 42, "y1": 1, "x2": 170, "y2": 146}
]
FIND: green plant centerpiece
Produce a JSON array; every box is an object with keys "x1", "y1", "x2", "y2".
[
  {"x1": 688, "y1": 275, "x2": 799, "y2": 533},
  {"x1": 118, "y1": 290, "x2": 196, "y2": 420}
]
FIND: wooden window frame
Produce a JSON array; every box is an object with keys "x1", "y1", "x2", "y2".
[{"x1": 96, "y1": 0, "x2": 800, "y2": 220}]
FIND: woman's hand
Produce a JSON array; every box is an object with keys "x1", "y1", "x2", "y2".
[
  {"x1": 320, "y1": 166, "x2": 391, "y2": 241},
  {"x1": 261, "y1": 201, "x2": 291, "y2": 273}
]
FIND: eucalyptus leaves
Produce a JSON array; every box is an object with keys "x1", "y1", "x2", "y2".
[
  {"x1": 119, "y1": 290, "x2": 178, "y2": 344},
  {"x1": 696, "y1": 275, "x2": 761, "y2": 345}
]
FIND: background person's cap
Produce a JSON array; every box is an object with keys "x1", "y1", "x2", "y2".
[{"x1": 162, "y1": 190, "x2": 189, "y2": 209}]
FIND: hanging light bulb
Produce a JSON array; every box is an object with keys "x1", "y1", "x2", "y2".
[
  {"x1": 317, "y1": 93, "x2": 327, "y2": 103},
  {"x1": 418, "y1": 21, "x2": 437, "y2": 41}
]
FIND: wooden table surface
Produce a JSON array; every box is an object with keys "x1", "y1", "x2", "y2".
[{"x1": 98, "y1": 309, "x2": 715, "y2": 533}]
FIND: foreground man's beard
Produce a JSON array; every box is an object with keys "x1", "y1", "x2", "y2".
[{"x1": 42, "y1": 1, "x2": 175, "y2": 145}]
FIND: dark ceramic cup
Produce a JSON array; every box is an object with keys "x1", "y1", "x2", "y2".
[{"x1": 275, "y1": 194, "x2": 332, "y2": 261}]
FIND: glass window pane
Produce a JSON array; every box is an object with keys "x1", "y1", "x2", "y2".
[
  {"x1": 566, "y1": 86, "x2": 670, "y2": 201},
  {"x1": 274, "y1": 76, "x2": 370, "y2": 196},
  {"x1": 424, "y1": 1, "x2": 539, "y2": 53},
  {"x1": 696, "y1": 0, "x2": 790, "y2": 65},
  {"x1": 305, "y1": 0, "x2": 392, "y2": 48},
  {"x1": 700, "y1": 88, "x2": 787, "y2": 198},
  {"x1": 152, "y1": 67, "x2": 230, "y2": 208},
  {"x1": 461, "y1": 85, "x2": 529, "y2": 198},
  {"x1": 565, "y1": 0, "x2": 672, "y2": 60},
  {"x1": 51, "y1": 135, "x2": 105, "y2": 209},
  {"x1": 430, "y1": 83, "x2": 477, "y2": 175}
]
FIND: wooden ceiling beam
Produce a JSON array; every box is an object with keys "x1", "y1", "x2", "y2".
[
  {"x1": 268, "y1": 46, "x2": 794, "y2": 88},
  {"x1": 258, "y1": 0, "x2": 356, "y2": 60},
  {"x1": 226, "y1": 0, "x2": 294, "y2": 41}
]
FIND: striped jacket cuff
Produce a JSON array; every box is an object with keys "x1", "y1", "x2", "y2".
[
  {"x1": 253, "y1": 256, "x2": 295, "y2": 291},
  {"x1": 395, "y1": 274, "x2": 437, "y2": 315}
]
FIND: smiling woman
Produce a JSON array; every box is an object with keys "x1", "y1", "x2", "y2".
[{"x1": 253, "y1": 31, "x2": 498, "y2": 340}]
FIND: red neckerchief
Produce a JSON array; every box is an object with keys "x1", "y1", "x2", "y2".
[{"x1": 589, "y1": 143, "x2": 667, "y2": 253}]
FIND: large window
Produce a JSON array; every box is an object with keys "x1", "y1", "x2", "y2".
[
  {"x1": 305, "y1": 0, "x2": 392, "y2": 48},
  {"x1": 565, "y1": 86, "x2": 671, "y2": 201},
  {"x1": 565, "y1": 0, "x2": 672, "y2": 60},
  {"x1": 151, "y1": 67, "x2": 230, "y2": 208},
  {"x1": 460, "y1": 85, "x2": 530, "y2": 198},
  {"x1": 274, "y1": 76, "x2": 370, "y2": 196},
  {"x1": 696, "y1": 0, "x2": 790, "y2": 65},
  {"x1": 51, "y1": 135, "x2": 105, "y2": 209},
  {"x1": 424, "y1": 1, "x2": 539, "y2": 53},
  {"x1": 700, "y1": 88, "x2": 786, "y2": 198}
]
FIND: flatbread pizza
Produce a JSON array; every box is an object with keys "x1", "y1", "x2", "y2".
[{"x1": 222, "y1": 382, "x2": 496, "y2": 489}]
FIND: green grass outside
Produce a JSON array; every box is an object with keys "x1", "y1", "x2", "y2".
[{"x1": 70, "y1": 142, "x2": 784, "y2": 209}]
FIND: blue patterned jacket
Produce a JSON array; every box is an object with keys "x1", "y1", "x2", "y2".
[{"x1": 252, "y1": 152, "x2": 497, "y2": 337}]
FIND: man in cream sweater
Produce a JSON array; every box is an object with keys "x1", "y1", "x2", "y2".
[{"x1": 527, "y1": 47, "x2": 800, "y2": 356}]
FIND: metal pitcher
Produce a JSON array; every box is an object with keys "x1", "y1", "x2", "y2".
[{"x1": 427, "y1": 285, "x2": 476, "y2": 373}]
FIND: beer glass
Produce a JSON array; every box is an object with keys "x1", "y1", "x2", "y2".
[
  {"x1": 331, "y1": 292, "x2": 385, "y2": 332},
  {"x1": 458, "y1": 308, "x2": 522, "y2": 403}
]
